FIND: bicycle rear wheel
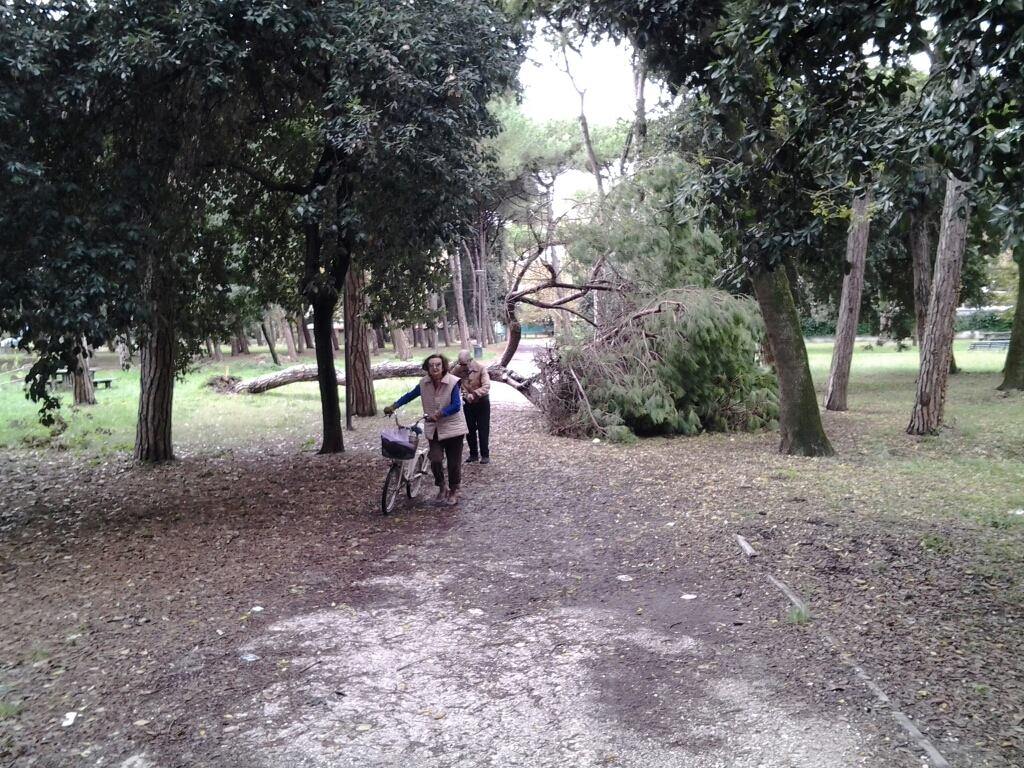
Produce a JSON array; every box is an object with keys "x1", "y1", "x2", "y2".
[
  {"x1": 381, "y1": 463, "x2": 403, "y2": 515},
  {"x1": 407, "y1": 452, "x2": 429, "y2": 498}
]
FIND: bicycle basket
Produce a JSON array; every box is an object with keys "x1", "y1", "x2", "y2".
[{"x1": 381, "y1": 426, "x2": 418, "y2": 460}]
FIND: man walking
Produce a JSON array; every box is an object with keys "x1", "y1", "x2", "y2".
[{"x1": 452, "y1": 349, "x2": 491, "y2": 464}]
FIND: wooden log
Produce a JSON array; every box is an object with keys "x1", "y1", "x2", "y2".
[{"x1": 234, "y1": 360, "x2": 542, "y2": 407}]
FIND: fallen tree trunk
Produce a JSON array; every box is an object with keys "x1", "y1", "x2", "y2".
[{"x1": 234, "y1": 361, "x2": 540, "y2": 406}]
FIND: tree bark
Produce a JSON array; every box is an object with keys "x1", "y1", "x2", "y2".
[
  {"x1": 235, "y1": 324, "x2": 250, "y2": 355},
  {"x1": 312, "y1": 294, "x2": 344, "y2": 452},
  {"x1": 261, "y1": 318, "x2": 281, "y2": 366},
  {"x1": 299, "y1": 314, "x2": 312, "y2": 350},
  {"x1": 450, "y1": 249, "x2": 471, "y2": 349},
  {"x1": 72, "y1": 343, "x2": 96, "y2": 406},
  {"x1": 116, "y1": 335, "x2": 132, "y2": 369},
  {"x1": 275, "y1": 307, "x2": 297, "y2": 361},
  {"x1": 466, "y1": 241, "x2": 483, "y2": 343},
  {"x1": 632, "y1": 51, "x2": 648, "y2": 161},
  {"x1": 437, "y1": 292, "x2": 451, "y2": 346},
  {"x1": 134, "y1": 322, "x2": 175, "y2": 462},
  {"x1": 426, "y1": 294, "x2": 439, "y2": 349},
  {"x1": 752, "y1": 266, "x2": 835, "y2": 456},
  {"x1": 998, "y1": 250, "x2": 1024, "y2": 391},
  {"x1": 390, "y1": 323, "x2": 412, "y2": 360},
  {"x1": 204, "y1": 338, "x2": 214, "y2": 358},
  {"x1": 211, "y1": 338, "x2": 223, "y2": 362},
  {"x1": 908, "y1": 174, "x2": 971, "y2": 435},
  {"x1": 910, "y1": 210, "x2": 932, "y2": 348},
  {"x1": 344, "y1": 268, "x2": 377, "y2": 416},
  {"x1": 824, "y1": 192, "x2": 872, "y2": 411},
  {"x1": 500, "y1": 296, "x2": 522, "y2": 368}
]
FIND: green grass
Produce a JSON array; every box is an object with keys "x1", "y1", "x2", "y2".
[
  {"x1": 786, "y1": 606, "x2": 811, "y2": 625},
  {"x1": 1, "y1": 339, "x2": 1018, "y2": 497},
  {"x1": 0, "y1": 348, "x2": 469, "y2": 454},
  {"x1": 0, "y1": 702, "x2": 21, "y2": 720},
  {"x1": 791, "y1": 340, "x2": 1024, "y2": 525}
]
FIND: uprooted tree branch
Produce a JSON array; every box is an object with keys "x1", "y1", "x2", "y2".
[{"x1": 498, "y1": 204, "x2": 620, "y2": 367}]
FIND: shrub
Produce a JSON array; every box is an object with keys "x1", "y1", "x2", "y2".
[
  {"x1": 955, "y1": 310, "x2": 1013, "y2": 333},
  {"x1": 800, "y1": 317, "x2": 873, "y2": 337}
]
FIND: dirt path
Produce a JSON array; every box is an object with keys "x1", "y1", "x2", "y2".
[{"x1": 0, "y1": 396, "x2": 954, "y2": 767}]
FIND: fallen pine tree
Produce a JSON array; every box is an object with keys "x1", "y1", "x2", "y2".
[{"x1": 231, "y1": 360, "x2": 542, "y2": 405}]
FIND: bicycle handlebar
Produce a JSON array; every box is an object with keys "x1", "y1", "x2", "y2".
[{"x1": 395, "y1": 413, "x2": 426, "y2": 433}]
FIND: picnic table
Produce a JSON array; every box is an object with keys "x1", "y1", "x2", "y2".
[{"x1": 54, "y1": 368, "x2": 114, "y2": 389}]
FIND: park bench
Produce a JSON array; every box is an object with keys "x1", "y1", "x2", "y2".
[
  {"x1": 94, "y1": 378, "x2": 114, "y2": 389},
  {"x1": 969, "y1": 331, "x2": 1011, "y2": 351},
  {"x1": 968, "y1": 340, "x2": 1010, "y2": 350}
]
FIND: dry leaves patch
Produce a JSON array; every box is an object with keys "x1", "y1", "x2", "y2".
[{"x1": 0, "y1": 392, "x2": 1019, "y2": 767}]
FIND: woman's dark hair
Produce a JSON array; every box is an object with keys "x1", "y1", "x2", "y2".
[{"x1": 421, "y1": 353, "x2": 449, "y2": 375}]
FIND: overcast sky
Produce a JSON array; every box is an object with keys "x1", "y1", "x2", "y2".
[
  {"x1": 519, "y1": 32, "x2": 932, "y2": 125},
  {"x1": 518, "y1": 33, "x2": 670, "y2": 126},
  {"x1": 517, "y1": 33, "x2": 666, "y2": 211}
]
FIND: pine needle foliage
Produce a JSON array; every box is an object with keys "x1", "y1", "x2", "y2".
[{"x1": 537, "y1": 288, "x2": 779, "y2": 441}]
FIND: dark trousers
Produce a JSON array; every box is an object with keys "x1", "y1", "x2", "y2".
[
  {"x1": 465, "y1": 397, "x2": 490, "y2": 458},
  {"x1": 428, "y1": 435, "x2": 463, "y2": 490}
]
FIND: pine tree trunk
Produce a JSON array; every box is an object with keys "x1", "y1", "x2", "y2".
[
  {"x1": 116, "y1": 335, "x2": 132, "y2": 369},
  {"x1": 426, "y1": 294, "x2": 439, "y2": 348},
  {"x1": 908, "y1": 174, "x2": 971, "y2": 435},
  {"x1": 261, "y1": 321, "x2": 280, "y2": 366},
  {"x1": 134, "y1": 323, "x2": 175, "y2": 462},
  {"x1": 499, "y1": 296, "x2": 522, "y2": 367},
  {"x1": 824, "y1": 192, "x2": 872, "y2": 411},
  {"x1": 344, "y1": 268, "x2": 377, "y2": 416},
  {"x1": 367, "y1": 328, "x2": 379, "y2": 354},
  {"x1": 313, "y1": 295, "x2": 344, "y2": 452},
  {"x1": 437, "y1": 293, "x2": 451, "y2": 347},
  {"x1": 72, "y1": 344, "x2": 96, "y2": 406},
  {"x1": 278, "y1": 308, "x2": 298, "y2": 361},
  {"x1": 910, "y1": 210, "x2": 933, "y2": 348},
  {"x1": 633, "y1": 52, "x2": 648, "y2": 160},
  {"x1": 299, "y1": 315, "x2": 312, "y2": 350},
  {"x1": 752, "y1": 266, "x2": 835, "y2": 456},
  {"x1": 466, "y1": 241, "x2": 483, "y2": 343},
  {"x1": 204, "y1": 338, "x2": 214, "y2": 358},
  {"x1": 450, "y1": 249, "x2": 471, "y2": 349},
  {"x1": 998, "y1": 250, "x2": 1024, "y2": 391},
  {"x1": 235, "y1": 325, "x2": 250, "y2": 355},
  {"x1": 211, "y1": 339, "x2": 223, "y2": 362},
  {"x1": 391, "y1": 324, "x2": 412, "y2": 360}
]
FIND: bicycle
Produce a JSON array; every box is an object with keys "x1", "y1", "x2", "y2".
[{"x1": 380, "y1": 414, "x2": 432, "y2": 515}]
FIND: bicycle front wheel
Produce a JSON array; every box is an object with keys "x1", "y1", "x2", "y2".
[
  {"x1": 381, "y1": 463, "x2": 403, "y2": 515},
  {"x1": 407, "y1": 452, "x2": 429, "y2": 498}
]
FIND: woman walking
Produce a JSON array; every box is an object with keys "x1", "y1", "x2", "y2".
[{"x1": 384, "y1": 354, "x2": 468, "y2": 506}]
